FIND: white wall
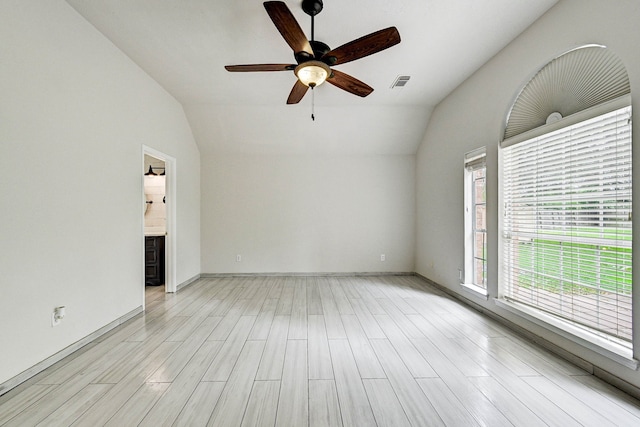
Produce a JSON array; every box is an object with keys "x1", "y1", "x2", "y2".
[
  {"x1": 0, "y1": 0, "x2": 200, "y2": 385},
  {"x1": 201, "y1": 153, "x2": 415, "y2": 274},
  {"x1": 416, "y1": 0, "x2": 640, "y2": 388}
]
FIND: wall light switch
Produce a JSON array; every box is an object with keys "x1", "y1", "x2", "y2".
[
  {"x1": 380, "y1": 254, "x2": 386, "y2": 261},
  {"x1": 236, "y1": 254, "x2": 242, "y2": 262}
]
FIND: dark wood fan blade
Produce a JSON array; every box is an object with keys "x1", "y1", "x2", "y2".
[
  {"x1": 287, "y1": 80, "x2": 309, "y2": 104},
  {"x1": 326, "y1": 69, "x2": 373, "y2": 97},
  {"x1": 225, "y1": 64, "x2": 295, "y2": 72},
  {"x1": 323, "y1": 27, "x2": 401, "y2": 66},
  {"x1": 264, "y1": 1, "x2": 313, "y2": 56}
]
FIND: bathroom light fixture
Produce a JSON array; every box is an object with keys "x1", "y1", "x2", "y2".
[
  {"x1": 145, "y1": 166, "x2": 157, "y2": 176},
  {"x1": 294, "y1": 61, "x2": 330, "y2": 88}
]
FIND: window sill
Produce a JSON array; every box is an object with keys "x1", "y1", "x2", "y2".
[
  {"x1": 460, "y1": 283, "x2": 489, "y2": 300},
  {"x1": 494, "y1": 298, "x2": 638, "y2": 370}
]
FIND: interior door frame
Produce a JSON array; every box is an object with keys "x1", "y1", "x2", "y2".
[{"x1": 142, "y1": 145, "x2": 177, "y2": 308}]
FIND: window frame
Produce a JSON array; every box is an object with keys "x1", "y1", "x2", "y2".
[
  {"x1": 463, "y1": 147, "x2": 488, "y2": 297},
  {"x1": 498, "y1": 96, "x2": 634, "y2": 364}
]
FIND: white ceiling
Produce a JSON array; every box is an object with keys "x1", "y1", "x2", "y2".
[{"x1": 65, "y1": 0, "x2": 558, "y2": 155}]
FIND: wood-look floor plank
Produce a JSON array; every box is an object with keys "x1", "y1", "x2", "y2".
[
  {"x1": 256, "y1": 315, "x2": 290, "y2": 380},
  {"x1": 241, "y1": 380, "x2": 280, "y2": 427},
  {"x1": 448, "y1": 305, "x2": 508, "y2": 338},
  {"x1": 362, "y1": 378, "x2": 411, "y2": 427},
  {"x1": 350, "y1": 278, "x2": 387, "y2": 313},
  {"x1": 415, "y1": 378, "x2": 481, "y2": 426},
  {"x1": 340, "y1": 315, "x2": 385, "y2": 378},
  {"x1": 288, "y1": 279, "x2": 308, "y2": 339},
  {"x1": 307, "y1": 278, "x2": 324, "y2": 315},
  {"x1": 317, "y1": 279, "x2": 347, "y2": 339},
  {"x1": 275, "y1": 278, "x2": 295, "y2": 315},
  {"x1": 308, "y1": 315, "x2": 334, "y2": 380},
  {"x1": 5, "y1": 341, "x2": 140, "y2": 427},
  {"x1": 369, "y1": 339, "x2": 445, "y2": 427},
  {"x1": 336, "y1": 277, "x2": 362, "y2": 300},
  {"x1": 309, "y1": 379, "x2": 343, "y2": 427},
  {"x1": 469, "y1": 376, "x2": 550, "y2": 427},
  {"x1": 202, "y1": 315, "x2": 257, "y2": 382},
  {"x1": 173, "y1": 285, "x2": 222, "y2": 317},
  {"x1": 207, "y1": 340, "x2": 266, "y2": 427},
  {"x1": 329, "y1": 278, "x2": 354, "y2": 315},
  {"x1": 139, "y1": 340, "x2": 224, "y2": 427},
  {"x1": 164, "y1": 314, "x2": 208, "y2": 342},
  {"x1": 244, "y1": 287, "x2": 269, "y2": 316},
  {"x1": 376, "y1": 298, "x2": 424, "y2": 339},
  {"x1": 237, "y1": 277, "x2": 262, "y2": 300},
  {"x1": 523, "y1": 376, "x2": 618, "y2": 427},
  {"x1": 148, "y1": 316, "x2": 222, "y2": 383},
  {"x1": 404, "y1": 299, "x2": 465, "y2": 339},
  {"x1": 275, "y1": 340, "x2": 309, "y2": 427},
  {"x1": 490, "y1": 335, "x2": 586, "y2": 377},
  {"x1": 207, "y1": 299, "x2": 250, "y2": 341},
  {"x1": 358, "y1": 277, "x2": 386, "y2": 298},
  {"x1": 453, "y1": 336, "x2": 583, "y2": 427},
  {"x1": 103, "y1": 382, "x2": 168, "y2": 427},
  {"x1": 347, "y1": 298, "x2": 386, "y2": 339},
  {"x1": 0, "y1": 384, "x2": 57, "y2": 425},
  {"x1": 410, "y1": 337, "x2": 513, "y2": 426},
  {"x1": 34, "y1": 383, "x2": 111, "y2": 427},
  {"x1": 267, "y1": 277, "x2": 284, "y2": 300},
  {"x1": 466, "y1": 334, "x2": 541, "y2": 377},
  {"x1": 248, "y1": 298, "x2": 278, "y2": 340},
  {"x1": 328, "y1": 339, "x2": 377, "y2": 427},
  {"x1": 70, "y1": 341, "x2": 180, "y2": 426},
  {"x1": 374, "y1": 315, "x2": 437, "y2": 378},
  {"x1": 173, "y1": 382, "x2": 225, "y2": 427},
  {"x1": 208, "y1": 286, "x2": 245, "y2": 317},
  {"x1": 406, "y1": 314, "x2": 489, "y2": 378},
  {"x1": 571, "y1": 374, "x2": 640, "y2": 420},
  {"x1": 37, "y1": 328, "x2": 143, "y2": 385},
  {"x1": 94, "y1": 318, "x2": 186, "y2": 384},
  {"x1": 375, "y1": 277, "x2": 419, "y2": 315}
]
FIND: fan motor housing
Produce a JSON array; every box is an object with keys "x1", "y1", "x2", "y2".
[
  {"x1": 302, "y1": 0, "x2": 323, "y2": 16},
  {"x1": 295, "y1": 40, "x2": 332, "y2": 64}
]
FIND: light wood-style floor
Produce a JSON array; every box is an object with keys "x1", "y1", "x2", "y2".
[{"x1": 2, "y1": 275, "x2": 640, "y2": 426}]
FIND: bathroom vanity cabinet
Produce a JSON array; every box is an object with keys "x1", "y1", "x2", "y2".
[{"x1": 145, "y1": 235, "x2": 165, "y2": 286}]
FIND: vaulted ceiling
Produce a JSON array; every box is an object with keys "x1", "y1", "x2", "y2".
[{"x1": 66, "y1": 0, "x2": 558, "y2": 155}]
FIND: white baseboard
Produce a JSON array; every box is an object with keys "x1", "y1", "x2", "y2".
[
  {"x1": 200, "y1": 271, "x2": 414, "y2": 278},
  {"x1": 177, "y1": 274, "x2": 201, "y2": 291}
]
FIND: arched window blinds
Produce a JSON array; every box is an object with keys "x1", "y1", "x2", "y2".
[{"x1": 503, "y1": 45, "x2": 630, "y2": 142}]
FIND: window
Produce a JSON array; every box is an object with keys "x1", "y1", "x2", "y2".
[
  {"x1": 464, "y1": 147, "x2": 487, "y2": 292},
  {"x1": 501, "y1": 105, "x2": 632, "y2": 346}
]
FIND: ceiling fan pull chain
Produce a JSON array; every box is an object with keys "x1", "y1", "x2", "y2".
[{"x1": 311, "y1": 87, "x2": 315, "y2": 121}]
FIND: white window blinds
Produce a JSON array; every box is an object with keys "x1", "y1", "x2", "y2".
[{"x1": 502, "y1": 105, "x2": 632, "y2": 343}]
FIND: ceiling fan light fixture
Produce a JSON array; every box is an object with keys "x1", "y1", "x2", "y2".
[{"x1": 294, "y1": 60, "x2": 330, "y2": 88}]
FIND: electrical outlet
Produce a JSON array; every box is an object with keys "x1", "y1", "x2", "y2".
[
  {"x1": 236, "y1": 254, "x2": 242, "y2": 262},
  {"x1": 380, "y1": 254, "x2": 386, "y2": 261},
  {"x1": 52, "y1": 306, "x2": 65, "y2": 327}
]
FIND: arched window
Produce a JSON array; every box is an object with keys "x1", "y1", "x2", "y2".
[{"x1": 499, "y1": 46, "x2": 632, "y2": 353}]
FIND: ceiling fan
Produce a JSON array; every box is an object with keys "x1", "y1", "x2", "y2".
[{"x1": 225, "y1": 0, "x2": 401, "y2": 104}]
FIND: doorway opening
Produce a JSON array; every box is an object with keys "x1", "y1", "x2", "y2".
[{"x1": 142, "y1": 146, "x2": 177, "y2": 310}]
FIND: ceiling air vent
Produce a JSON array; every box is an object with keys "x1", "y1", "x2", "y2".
[{"x1": 391, "y1": 75, "x2": 410, "y2": 88}]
